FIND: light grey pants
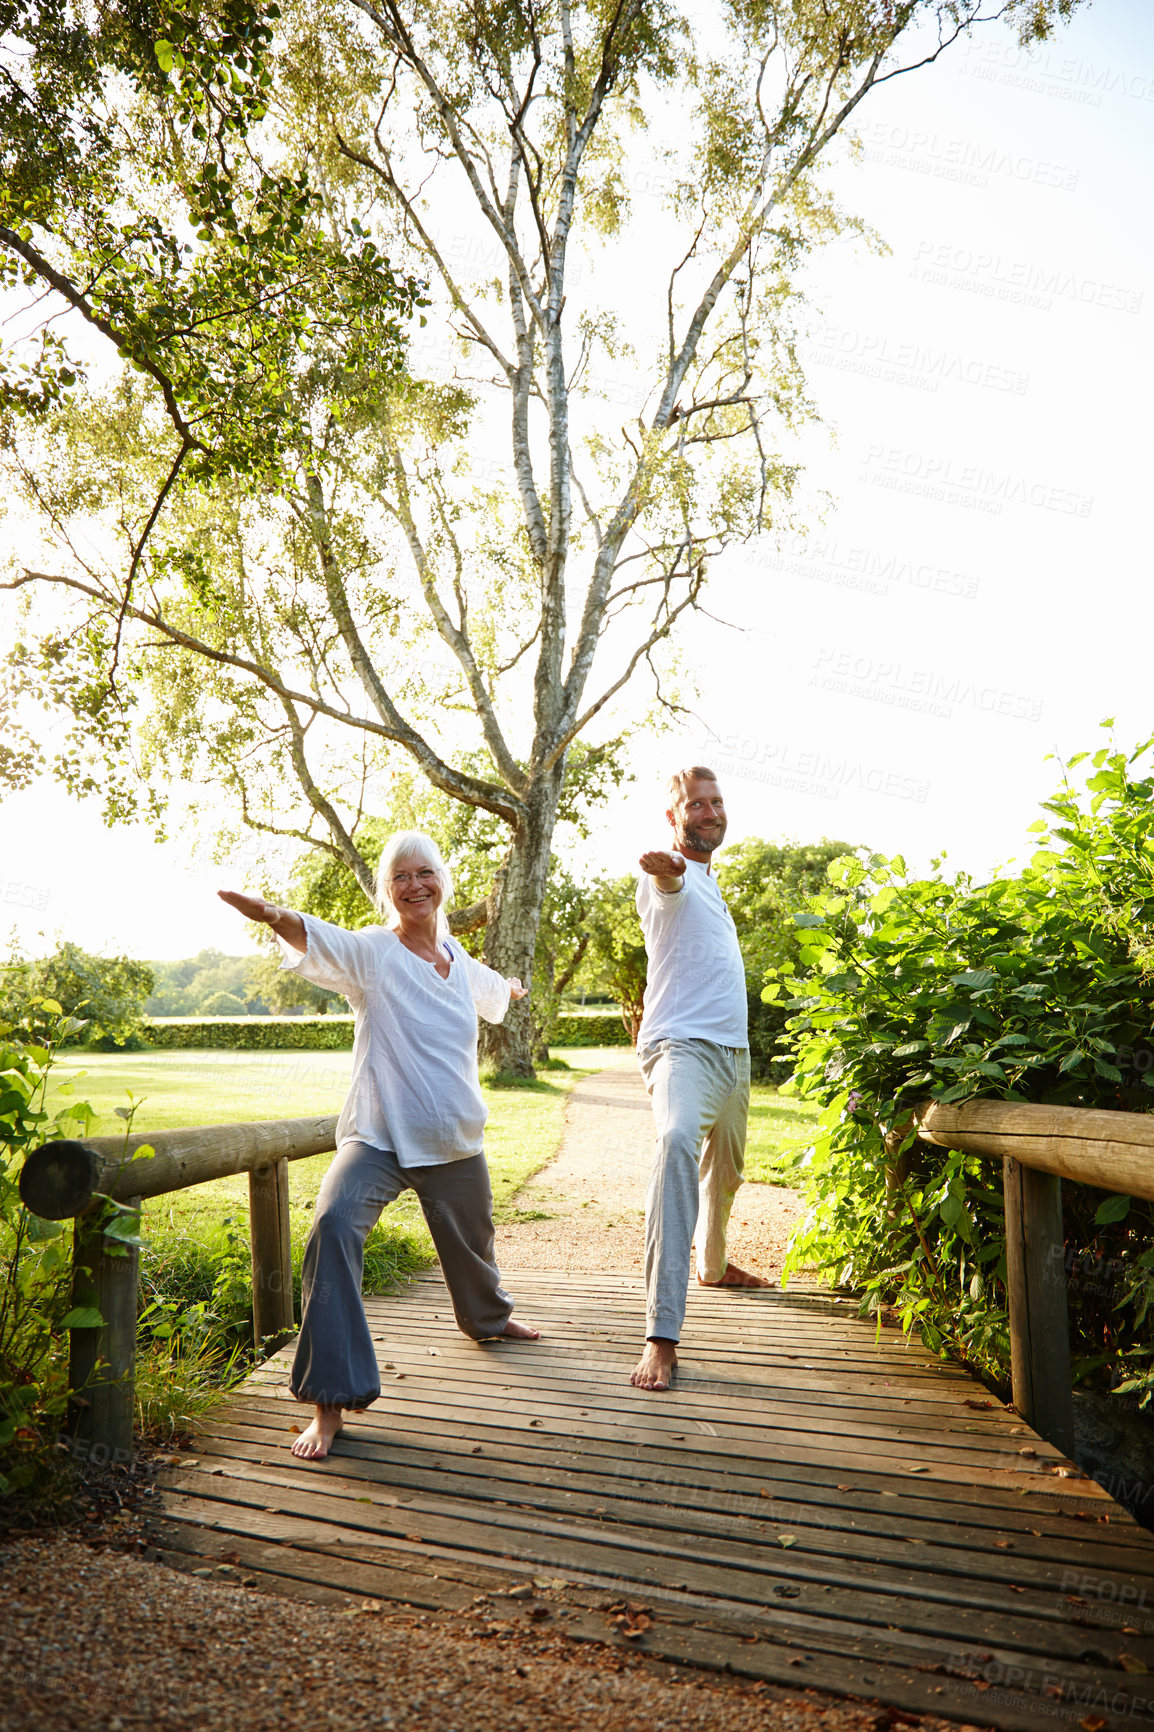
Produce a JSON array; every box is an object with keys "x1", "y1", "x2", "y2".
[
  {"x1": 290, "y1": 1141, "x2": 512, "y2": 1409},
  {"x1": 639, "y1": 1039, "x2": 751, "y2": 1342}
]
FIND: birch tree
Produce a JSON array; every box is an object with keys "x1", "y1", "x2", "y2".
[{"x1": 1, "y1": 0, "x2": 1083, "y2": 1072}]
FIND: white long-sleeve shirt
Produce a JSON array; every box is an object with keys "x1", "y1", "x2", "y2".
[{"x1": 279, "y1": 914, "x2": 511, "y2": 1167}]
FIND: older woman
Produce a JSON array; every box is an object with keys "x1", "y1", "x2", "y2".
[{"x1": 218, "y1": 830, "x2": 538, "y2": 1462}]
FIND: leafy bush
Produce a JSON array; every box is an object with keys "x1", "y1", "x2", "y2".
[
  {"x1": 145, "y1": 1015, "x2": 355, "y2": 1050},
  {"x1": 2, "y1": 942, "x2": 154, "y2": 1047},
  {"x1": 773, "y1": 732, "x2": 1154, "y2": 1400},
  {"x1": 0, "y1": 1001, "x2": 95, "y2": 1501}
]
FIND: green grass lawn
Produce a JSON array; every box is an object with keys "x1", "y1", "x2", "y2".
[
  {"x1": 744, "y1": 1085, "x2": 821, "y2": 1185},
  {"x1": 46, "y1": 1044, "x2": 630, "y2": 1253}
]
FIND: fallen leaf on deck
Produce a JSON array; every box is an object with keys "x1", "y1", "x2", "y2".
[
  {"x1": 1120, "y1": 1654, "x2": 1150, "y2": 1674},
  {"x1": 777, "y1": 1534, "x2": 798, "y2": 1547}
]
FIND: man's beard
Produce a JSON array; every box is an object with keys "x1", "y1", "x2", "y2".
[{"x1": 680, "y1": 819, "x2": 726, "y2": 854}]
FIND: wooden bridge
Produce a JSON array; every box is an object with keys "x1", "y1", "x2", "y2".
[
  {"x1": 23, "y1": 1093, "x2": 1154, "y2": 1728},
  {"x1": 143, "y1": 1269, "x2": 1154, "y2": 1732}
]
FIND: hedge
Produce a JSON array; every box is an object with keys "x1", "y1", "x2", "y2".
[
  {"x1": 552, "y1": 1012, "x2": 632, "y2": 1047},
  {"x1": 143, "y1": 1002, "x2": 783, "y2": 1064},
  {"x1": 144, "y1": 1016, "x2": 355, "y2": 1051}
]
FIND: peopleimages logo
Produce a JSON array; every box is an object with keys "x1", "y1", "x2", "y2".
[
  {"x1": 709, "y1": 739, "x2": 930, "y2": 805},
  {"x1": 744, "y1": 535, "x2": 979, "y2": 602},
  {"x1": 860, "y1": 121, "x2": 1080, "y2": 191},
  {"x1": 959, "y1": 37, "x2": 1154, "y2": 109},
  {"x1": 809, "y1": 321, "x2": 1029, "y2": 395},
  {"x1": 910, "y1": 240, "x2": 1144, "y2": 316},
  {"x1": 810, "y1": 648, "x2": 1043, "y2": 724},
  {"x1": 860, "y1": 445, "x2": 1093, "y2": 519}
]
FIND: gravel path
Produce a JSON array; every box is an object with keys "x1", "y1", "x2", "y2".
[
  {"x1": 0, "y1": 1069, "x2": 985, "y2": 1732},
  {"x1": 495, "y1": 1056, "x2": 805, "y2": 1280},
  {"x1": 1, "y1": 1534, "x2": 985, "y2": 1732}
]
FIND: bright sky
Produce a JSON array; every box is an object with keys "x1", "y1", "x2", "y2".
[{"x1": 2, "y1": 0, "x2": 1150, "y2": 960}]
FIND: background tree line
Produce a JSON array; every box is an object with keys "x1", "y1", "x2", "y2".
[{"x1": 2, "y1": 831, "x2": 857, "y2": 1055}]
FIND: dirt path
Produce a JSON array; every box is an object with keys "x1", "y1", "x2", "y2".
[{"x1": 495, "y1": 1058, "x2": 805, "y2": 1280}]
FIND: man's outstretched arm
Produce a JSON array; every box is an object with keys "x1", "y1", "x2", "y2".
[
  {"x1": 639, "y1": 850, "x2": 687, "y2": 895},
  {"x1": 218, "y1": 889, "x2": 307, "y2": 954}
]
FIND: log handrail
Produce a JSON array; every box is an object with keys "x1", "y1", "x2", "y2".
[
  {"x1": 18, "y1": 1116, "x2": 340, "y2": 1465},
  {"x1": 911, "y1": 1096, "x2": 1154, "y2": 1459},
  {"x1": 915, "y1": 1097, "x2": 1154, "y2": 1200},
  {"x1": 20, "y1": 1115, "x2": 340, "y2": 1217}
]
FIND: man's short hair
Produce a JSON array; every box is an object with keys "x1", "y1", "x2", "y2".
[{"x1": 668, "y1": 766, "x2": 720, "y2": 809}]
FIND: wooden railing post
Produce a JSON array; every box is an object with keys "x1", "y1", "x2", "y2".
[
  {"x1": 67, "y1": 1196, "x2": 142, "y2": 1464},
  {"x1": 249, "y1": 1158, "x2": 295, "y2": 1355},
  {"x1": 1002, "y1": 1156, "x2": 1075, "y2": 1457}
]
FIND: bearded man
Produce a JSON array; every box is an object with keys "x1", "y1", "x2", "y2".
[{"x1": 630, "y1": 766, "x2": 768, "y2": 1392}]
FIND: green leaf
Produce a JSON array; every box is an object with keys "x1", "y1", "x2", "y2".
[
  {"x1": 892, "y1": 1041, "x2": 929, "y2": 1058},
  {"x1": 1058, "y1": 1049, "x2": 1085, "y2": 1073},
  {"x1": 1094, "y1": 1194, "x2": 1131, "y2": 1225},
  {"x1": 793, "y1": 912, "x2": 825, "y2": 929},
  {"x1": 949, "y1": 970, "x2": 997, "y2": 991},
  {"x1": 60, "y1": 1306, "x2": 105, "y2": 1329}
]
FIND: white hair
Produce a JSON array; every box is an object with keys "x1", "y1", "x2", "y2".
[{"x1": 374, "y1": 830, "x2": 453, "y2": 936}]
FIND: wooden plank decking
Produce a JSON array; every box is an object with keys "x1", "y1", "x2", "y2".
[{"x1": 146, "y1": 1272, "x2": 1154, "y2": 1730}]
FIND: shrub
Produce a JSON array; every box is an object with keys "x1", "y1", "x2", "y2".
[
  {"x1": 145, "y1": 1015, "x2": 355, "y2": 1050},
  {"x1": 1, "y1": 943, "x2": 154, "y2": 1048},
  {"x1": 772, "y1": 732, "x2": 1154, "y2": 1400},
  {"x1": 0, "y1": 1002, "x2": 96, "y2": 1504}
]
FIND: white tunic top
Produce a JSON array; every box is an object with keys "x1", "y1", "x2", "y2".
[
  {"x1": 635, "y1": 861, "x2": 748, "y2": 1050},
  {"x1": 280, "y1": 915, "x2": 511, "y2": 1167}
]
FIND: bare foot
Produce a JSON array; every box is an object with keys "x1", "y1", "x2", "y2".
[
  {"x1": 697, "y1": 1261, "x2": 771, "y2": 1288},
  {"x1": 497, "y1": 1318, "x2": 541, "y2": 1339},
  {"x1": 630, "y1": 1339, "x2": 678, "y2": 1391},
  {"x1": 291, "y1": 1404, "x2": 344, "y2": 1460}
]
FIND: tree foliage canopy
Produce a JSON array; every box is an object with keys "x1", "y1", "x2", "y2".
[
  {"x1": 2, "y1": 940, "x2": 155, "y2": 1047},
  {"x1": 1, "y1": 0, "x2": 1088, "y2": 1070}
]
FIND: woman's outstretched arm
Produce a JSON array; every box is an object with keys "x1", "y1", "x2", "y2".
[{"x1": 218, "y1": 889, "x2": 307, "y2": 954}]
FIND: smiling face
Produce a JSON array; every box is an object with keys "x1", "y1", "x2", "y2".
[
  {"x1": 387, "y1": 856, "x2": 445, "y2": 932},
  {"x1": 667, "y1": 776, "x2": 727, "y2": 859}
]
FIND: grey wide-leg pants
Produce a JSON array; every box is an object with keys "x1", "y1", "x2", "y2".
[
  {"x1": 290, "y1": 1141, "x2": 513, "y2": 1409},
  {"x1": 639, "y1": 1039, "x2": 751, "y2": 1343}
]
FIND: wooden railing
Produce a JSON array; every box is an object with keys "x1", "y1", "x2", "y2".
[
  {"x1": 19, "y1": 1116, "x2": 338, "y2": 1461},
  {"x1": 914, "y1": 1098, "x2": 1154, "y2": 1455}
]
